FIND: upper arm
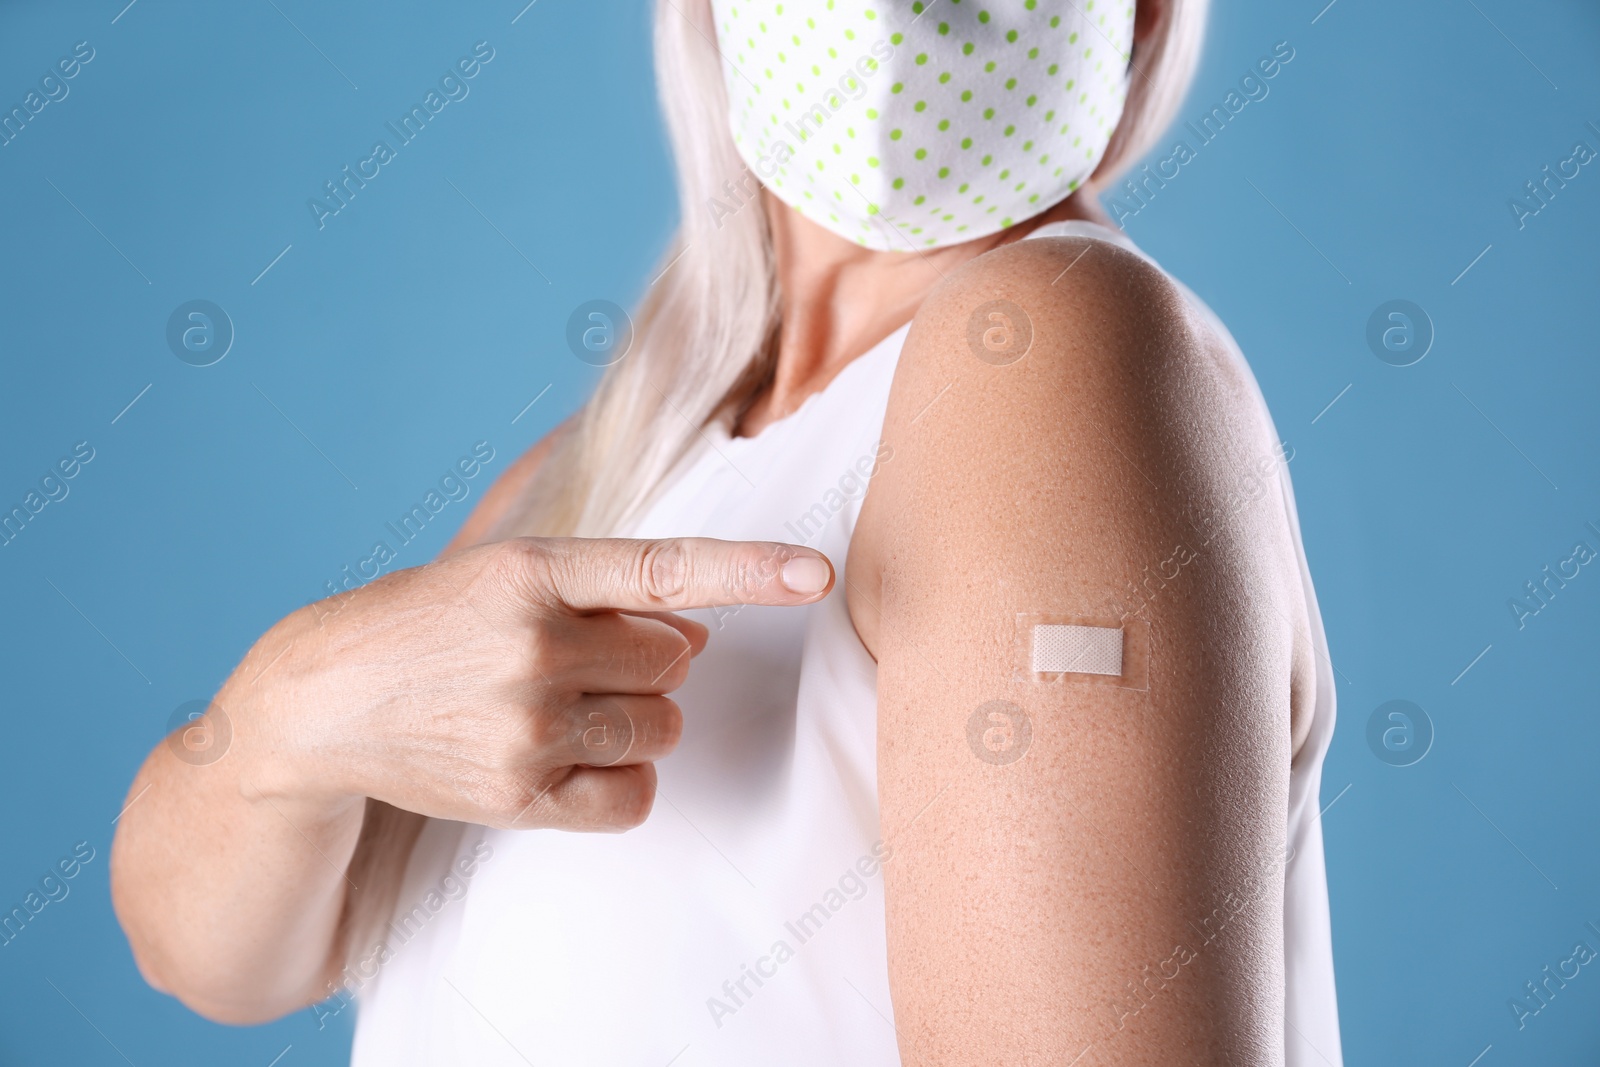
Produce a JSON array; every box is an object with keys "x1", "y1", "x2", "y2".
[{"x1": 849, "y1": 237, "x2": 1302, "y2": 1064}]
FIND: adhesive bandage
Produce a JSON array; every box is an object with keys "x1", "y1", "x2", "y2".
[
  {"x1": 1033, "y1": 624, "x2": 1123, "y2": 675},
  {"x1": 1016, "y1": 614, "x2": 1150, "y2": 690}
]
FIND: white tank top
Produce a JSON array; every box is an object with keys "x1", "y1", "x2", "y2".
[{"x1": 350, "y1": 220, "x2": 1343, "y2": 1066}]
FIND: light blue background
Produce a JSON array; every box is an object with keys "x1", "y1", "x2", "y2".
[{"x1": 1, "y1": 0, "x2": 1596, "y2": 1064}]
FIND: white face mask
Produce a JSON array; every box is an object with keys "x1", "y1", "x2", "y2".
[{"x1": 709, "y1": 0, "x2": 1136, "y2": 251}]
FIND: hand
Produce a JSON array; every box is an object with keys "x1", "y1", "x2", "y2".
[{"x1": 238, "y1": 536, "x2": 833, "y2": 832}]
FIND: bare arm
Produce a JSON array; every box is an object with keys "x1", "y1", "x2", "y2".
[
  {"x1": 109, "y1": 430, "x2": 561, "y2": 1021},
  {"x1": 111, "y1": 424, "x2": 838, "y2": 1023},
  {"x1": 850, "y1": 237, "x2": 1308, "y2": 1064}
]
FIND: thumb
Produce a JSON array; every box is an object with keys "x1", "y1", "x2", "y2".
[{"x1": 529, "y1": 536, "x2": 834, "y2": 613}]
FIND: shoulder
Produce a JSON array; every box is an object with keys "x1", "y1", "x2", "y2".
[
  {"x1": 849, "y1": 228, "x2": 1299, "y2": 661},
  {"x1": 898, "y1": 230, "x2": 1219, "y2": 418},
  {"x1": 869, "y1": 228, "x2": 1262, "y2": 525}
]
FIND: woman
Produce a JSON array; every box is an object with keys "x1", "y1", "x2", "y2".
[{"x1": 111, "y1": 0, "x2": 1342, "y2": 1063}]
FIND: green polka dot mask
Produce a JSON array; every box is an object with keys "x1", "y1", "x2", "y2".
[{"x1": 710, "y1": 0, "x2": 1136, "y2": 250}]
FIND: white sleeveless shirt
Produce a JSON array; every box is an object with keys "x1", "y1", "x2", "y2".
[{"x1": 350, "y1": 221, "x2": 1343, "y2": 1066}]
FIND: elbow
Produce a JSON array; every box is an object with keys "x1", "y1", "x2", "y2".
[
  {"x1": 111, "y1": 834, "x2": 316, "y2": 1027},
  {"x1": 172, "y1": 989, "x2": 308, "y2": 1028},
  {"x1": 109, "y1": 827, "x2": 170, "y2": 998},
  {"x1": 117, "y1": 928, "x2": 319, "y2": 1027},
  {"x1": 124, "y1": 936, "x2": 320, "y2": 1027}
]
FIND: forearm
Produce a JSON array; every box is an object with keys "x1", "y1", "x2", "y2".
[
  {"x1": 110, "y1": 613, "x2": 365, "y2": 1023},
  {"x1": 111, "y1": 426, "x2": 560, "y2": 1016}
]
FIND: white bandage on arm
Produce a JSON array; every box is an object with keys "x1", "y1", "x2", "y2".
[
  {"x1": 1018, "y1": 614, "x2": 1150, "y2": 690},
  {"x1": 1031, "y1": 623, "x2": 1124, "y2": 676}
]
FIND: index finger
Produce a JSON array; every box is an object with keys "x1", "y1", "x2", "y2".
[{"x1": 529, "y1": 536, "x2": 835, "y2": 613}]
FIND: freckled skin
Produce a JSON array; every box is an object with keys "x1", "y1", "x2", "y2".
[
  {"x1": 848, "y1": 235, "x2": 1315, "y2": 1065},
  {"x1": 108, "y1": 0, "x2": 1330, "y2": 1047},
  {"x1": 108, "y1": 199, "x2": 1317, "y2": 1060}
]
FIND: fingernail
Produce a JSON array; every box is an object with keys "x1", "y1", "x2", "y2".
[{"x1": 780, "y1": 555, "x2": 831, "y2": 595}]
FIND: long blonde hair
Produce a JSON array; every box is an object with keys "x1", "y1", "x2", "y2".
[
  {"x1": 341, "y1": 0, "x2": 1212, "y2": 987},
  {"x1": 497, "y1": 0, "x2": 1209, "y2": 541}
]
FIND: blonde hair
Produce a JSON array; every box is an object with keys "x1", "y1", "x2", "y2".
[
  {"x1": 496, "y1": 0, "x2": 1209, "y2": 541},
  {"x1": 342, "y1": 0, "x2": 1211, "y2": 985}
]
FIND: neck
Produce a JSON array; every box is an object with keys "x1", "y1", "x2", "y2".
[{"x1": 737, "y1": 190, "x2": 1110, "y2": 437}]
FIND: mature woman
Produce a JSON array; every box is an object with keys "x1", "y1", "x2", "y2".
[{"x1": 111, "y1": 0, "x2": 1341, "y2": 1063}]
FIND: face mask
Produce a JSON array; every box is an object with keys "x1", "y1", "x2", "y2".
[{"x1": 709, "y1": 0, "x2": 1136, "y2": 251}]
